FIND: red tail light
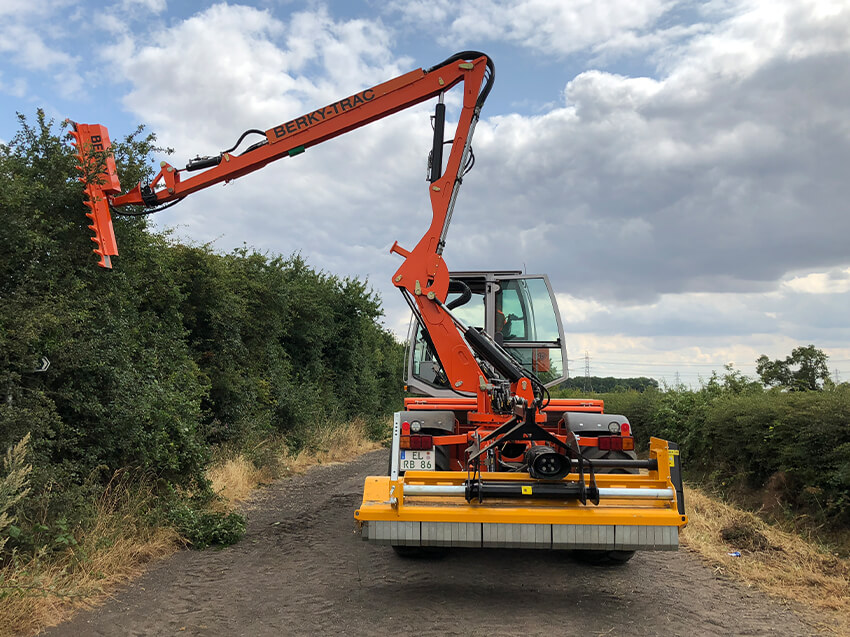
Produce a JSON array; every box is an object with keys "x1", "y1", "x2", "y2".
[
  {"x1": 598, "y1": 436, "x2": 622, "y2": 451},
  {"x1": 401, "y1": 420, "x2": 411, "y2": 435},
  {"x1": 620, "y1": 422, "x2": 631, "y2": 437},
  {"x1": 400, "y1": 434, "x2": 433, "y2": 450},
  {"x1": 598, "y1": 436, "x2": 635, "y2": 451},
  {"x1": 412, "y1": 435, "x2": 433, "y2": 450}
]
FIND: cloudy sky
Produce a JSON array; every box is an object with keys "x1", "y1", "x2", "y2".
[{"x1": 3, "y1": 0, "x2": 850, "y2": 384}]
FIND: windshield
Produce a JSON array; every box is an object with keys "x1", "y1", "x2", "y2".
[{"x1": 496, "y1": 278, "x2": 560, "y2": 343}]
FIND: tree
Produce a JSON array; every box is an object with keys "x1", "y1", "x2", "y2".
[
  {"x1": 756, "y1": 345, "x2": 830, "y2": 391},
  {"x1": 558, "y1": 376, "x2": 659, "y2": 393}
]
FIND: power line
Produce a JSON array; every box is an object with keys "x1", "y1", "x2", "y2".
[
  {"x1": 569, "y1": 359, "x2": 740, "y2": 368},
  {"x1": 568, "y1": 357, "x2": 850, "y2": 367}
]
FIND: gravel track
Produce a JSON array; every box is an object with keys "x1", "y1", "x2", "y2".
[{"x1": 44, "y1": 450, "x2": 818, "y2": 636}]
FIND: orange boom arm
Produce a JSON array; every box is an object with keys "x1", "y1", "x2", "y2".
[{"x1": 71, "y1": 51, "x2": 497, "y2": 398}]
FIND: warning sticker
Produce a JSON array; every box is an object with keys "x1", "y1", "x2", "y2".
[
  {"x1": 521, "y1": 485, "x2": 533, "y2": 495},
  {"x1": 669, "y1": 449, "x2": 680, "y2": 467}
]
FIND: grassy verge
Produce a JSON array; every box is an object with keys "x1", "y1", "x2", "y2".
[
  {"x1": 207, "y1": 419, "x2": 383, "y2": 508},
  {"x1": 682, "y1": 484, "x2": 849, "y2": 635},
  {"x1": 0, "y1": 474, "x2": 181, "y2": 637},
  {"x1": 0, "y1": 419, "x2": 384, "y2": 636}
]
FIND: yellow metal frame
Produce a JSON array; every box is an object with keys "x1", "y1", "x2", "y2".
[{"x1": 355, "y1": 438, "x2": 688, "y2": 529}]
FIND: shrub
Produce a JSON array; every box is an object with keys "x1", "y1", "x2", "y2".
[{"x1": 0, "y1": 112, "x2": 404, "y2": 559}]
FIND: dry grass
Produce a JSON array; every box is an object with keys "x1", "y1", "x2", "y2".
[
  {"x1": 288, "y1": 419, "x2": 381, "y2": 472},
  {"x1": 1, "y1": 418, "x2": 383, "y2": 636},
  {"x1": 208, "y1": 418, "x2": 382, "y2": 509},
  {"x1": 207, "y1": 457, "x2": 276, "y2": 509},
  {"x1": 0, "y1": 475, "x2": 181, "y2": 637},
  {"x1": 682, "y1": 484, "x2": 850, "y2": 635}
]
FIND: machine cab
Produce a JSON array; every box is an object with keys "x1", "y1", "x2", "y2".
[{"x1": 405, "y1": 271, "x2": 568, "y2": 396}]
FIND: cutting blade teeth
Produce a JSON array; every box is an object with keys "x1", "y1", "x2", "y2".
[{"x1": 69, "y1": 122, "x2": 120, "y2": 268}]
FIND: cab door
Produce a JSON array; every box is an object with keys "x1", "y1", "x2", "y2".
[{"x1": 491, "y1": 275, "x2": 568, "y2": 387}]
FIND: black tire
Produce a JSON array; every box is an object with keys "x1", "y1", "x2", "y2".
[
  {"x1": 392, "y1": 545, "x2": 449, "y2": 559},
  {"x1": 572, "y1": 549, "x2": 635, "y2": 565}
]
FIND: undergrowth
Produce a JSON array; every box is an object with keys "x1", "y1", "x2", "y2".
[
  {"x1": 0, "y1": 461, "x2": 181, "y2": 637},
  {"x1": 0, "y1": 418, "x2": 386, "y2": 636}
]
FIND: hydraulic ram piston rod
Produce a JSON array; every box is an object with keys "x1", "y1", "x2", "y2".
[{"x1": 402, "y1": 485, "x2": 675, "y2": 499}]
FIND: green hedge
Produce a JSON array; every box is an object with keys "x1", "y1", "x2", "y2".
[
  {"x1": 0, "y1": 112, "x2": 404, "y2": 553},
  {"x1": 556, "y1": 381, "x2": 850, "y2": 527}
]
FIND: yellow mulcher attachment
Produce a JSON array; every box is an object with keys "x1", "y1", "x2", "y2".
[{"x1": 356, "y1": 434, "x2": 686, "y2": 551}]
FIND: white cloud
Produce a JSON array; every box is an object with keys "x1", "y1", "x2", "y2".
[
  {"x1": 87, "y1": 1, "x2": 850, "y2": 383},
  {"x1": 388, "y1": 0, "x2": 675, "y2": 56},
  {"x1": 782, "y1": 267, "x2": 850, "y2": 294},
  {"x1": 0, "y1": 72, "x2": 28, "y2": 98},
  {"x1": 108, "y1": 5, "x2": 409, "y2": 147},
  {"x1": 121, "y1": 0, "x2": 167, "y2": 12},
  {"x1": 0, "y1": 0, "x2": 54, "y2": 18},
  {"x1": 0, "y1": 0, "x2": 82, "y2": 105},
  {"x1": 0, "y1": 24, "x2": 75, "y2": 71},
  {"x1": 440, "y1": 0, "x2": 850, "y2": 312}
]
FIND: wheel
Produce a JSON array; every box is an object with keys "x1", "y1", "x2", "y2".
[
  {"x1": 572, "y1": 549, "x2": 636, "y2": 565},
  {"x1": 391, "y1": 545, "x2": 449, "y2": 559}
]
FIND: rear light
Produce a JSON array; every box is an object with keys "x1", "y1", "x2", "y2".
[
  {"x1": 597, "y1": 436, "x2": 635, "y2": 451},
  {"x1": 620, "y1": 422, "x2": 631, "y2": 437},
  {"x1": 400, "y1": 434, "x2": 433, "y2": 450},
  {"x1": 401, "y1": 420, "x2": 411, "y2": 435},
  {"x1": 413, "y1": 435, "x2": 433, "y2": 450},
  {"x1": 598, "y1": 436, "x2": 622, "y2": 451}
]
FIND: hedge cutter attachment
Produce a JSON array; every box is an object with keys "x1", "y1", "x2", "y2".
[{"x1": 68, "y1": 122, "x2": 121, "y2": 268}]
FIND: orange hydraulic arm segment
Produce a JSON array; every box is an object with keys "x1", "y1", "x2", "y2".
[
  {"x1": 68, "y1": 123, "x2": 121, "y2": 268},
  {"x1": 70, "y1": 51, "x2": 496, "y2": 394},
  {"x1": 104, "y1": 54, "x2": 492, "y2": 209}
]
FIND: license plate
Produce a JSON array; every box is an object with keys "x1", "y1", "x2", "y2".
[{"x1": 399, "y1": 449, "x2": 435, "y2": 471}]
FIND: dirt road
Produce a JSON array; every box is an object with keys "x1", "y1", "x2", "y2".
[{"x1": 45, "y1": 451, "x2": 817, "y2": 636}]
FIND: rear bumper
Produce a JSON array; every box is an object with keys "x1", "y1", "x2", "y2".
[
  {"x1": 362, "y1": 520, "x2": 678, "y2": 550},
  {"x1": 355, "y1": 437, "x2": 687, "y2": 551}
]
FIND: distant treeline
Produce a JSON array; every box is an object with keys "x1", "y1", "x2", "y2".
[
  {"x1": 0, "y1": 112, "x2": 403, "y2": 553},
  {"x1": 558, "y1": 376, "x2": 659, "y2": 393}
]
